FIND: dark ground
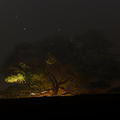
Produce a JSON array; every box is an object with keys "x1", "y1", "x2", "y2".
[{"x1": 0, "y1": 95, "x2": 120, "y2": 113}]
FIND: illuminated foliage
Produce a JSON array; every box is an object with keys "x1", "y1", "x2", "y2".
[
  {"x1": 5, "y1": 73, "x2": 25, "y2": 83},
  {"x1": 27, "y1": 73, "x2": 53, "y2": 91},
  {"x1": 3, "y1": 58, "x2": 84, "y2": 97},
  {"x1": 46, "y1": 52, "x2": 56, "y2": 65},
  {"x1": 19, "y1": 62, "x2": 30, "y2": 70}
]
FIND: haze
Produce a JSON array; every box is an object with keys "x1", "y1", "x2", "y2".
[{"x1": 0, "y1": 0, "x2": 120, "y2": 67}]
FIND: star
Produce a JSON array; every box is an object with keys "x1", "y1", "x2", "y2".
[
  {"x1": 16, "y1": 15, "x2": 18, "y2": 19},
  {"x1": 24, "y1": 27, "x2": 27, "y2": 31}
]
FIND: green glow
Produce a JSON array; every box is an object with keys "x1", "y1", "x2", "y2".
[{"x1": 5, "y1": 73, "x2": 25, "y2": 83}]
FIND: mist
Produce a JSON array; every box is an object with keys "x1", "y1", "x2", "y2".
[{"x1": 0, "y1": 0, "x2": 120, "y2": 69}]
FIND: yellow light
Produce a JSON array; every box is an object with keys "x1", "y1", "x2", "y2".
[{"x1": 5, "y1": 73, "x2": 25, "y2": 83}]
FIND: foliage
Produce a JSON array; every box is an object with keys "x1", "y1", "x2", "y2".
[
  {"x1": 19, "y1": 62, "x2": 30, "y2": 70},
  {"x1": 5, "y1": 73, "x2": 25, "y2": 83},
  {"x1": 46, "y1": 52, "x2": 56, "y2": 65}
]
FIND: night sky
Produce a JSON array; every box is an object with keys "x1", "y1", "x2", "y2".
[{"x1": 0, "y1": 0, "x2": 120, "y2": 67}]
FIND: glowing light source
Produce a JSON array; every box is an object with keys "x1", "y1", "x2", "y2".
[{"x1": 5, "y1": 73, "x2": 25, "y2": 83}]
